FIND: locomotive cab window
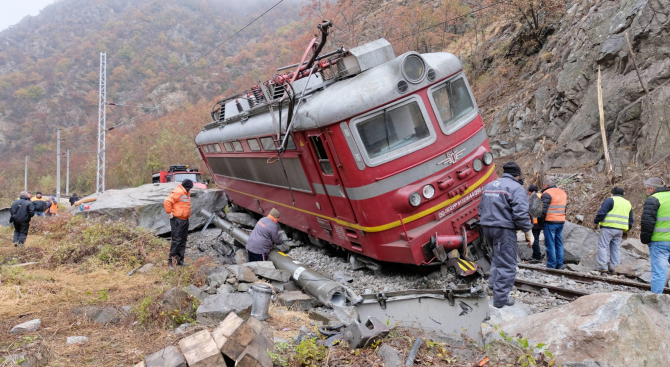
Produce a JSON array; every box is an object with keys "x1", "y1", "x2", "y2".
[
  {"x1": 428, "y1": 74, "x2": 478, "y2": 135},
  {"x1": 247, "y1": 139, "x2": 261, "y2": 151},
  {"x1": 223, "y1": 142, "x2": 233, "y2": 152},
  {"x1": 310, "y1": 136, "x2": 334, "y2": 174},
  {"x1": 232, "y1": 141, "x2": 244, "y2": 152},
  {"x1": 350, "y1": 95, "x2": 435, "y2": 166},
  {"x1": 202, "y1": 145, "x2": 210, "y2": 153},
  {"x1": 260, "y1": 137, "x2": 276, "y2": 150}
]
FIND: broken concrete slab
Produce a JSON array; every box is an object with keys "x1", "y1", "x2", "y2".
[
  {"x1": 196, "y1": 293, "x2": 253, "y2": 326},
  {"x1": 182, "y1": 285, "x2": 210, "y2": 302},
  {"x1": 179, "y1": 330, "x2": 225, "y2": 367},
  {"x1": 68, "y1": 183, "x2": 227, "y2": 235},
  {"x1": 145, "y1": 345, "x2": 186, "y2": 367},
  {"x1": 225, "y1": 265, "x2": 258, "y2": 283},
  {"x1": 66, "y1": 336, "x2": 89, "y2": 345},
  {"x1": 254, "y1": 267, "x2": 291, "y2": 283},
  {"x1": 278, "y1": 291, "x2": 313, "y2": 311},
  {"x1": 10, "y1": 319, "x2": 41, "y2": 334},
  {"x1": 377, "y1": 343, "x2": 402, "y2": 367}
]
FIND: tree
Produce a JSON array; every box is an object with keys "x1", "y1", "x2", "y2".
[{"x1": 503, "y1": 0, "x2": 564, "y2": 52}]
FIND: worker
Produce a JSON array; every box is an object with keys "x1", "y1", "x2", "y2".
[
  {"x1": 69, "y1": 193, "x2": 79, "y2": 206},
  {"x1": 47, "y1": 196, "x2": 59, "y2": 216},
  {"x1": 540, "y1": 178, "x2": 567, "y2": 269},
  {"x1": 593, "y1": 187, "x2": 633, "y2": 273},
  {"x1": 163, "y1": 179, "x2": 193, "y2": 269},
  {"x1": 640, "y1": 177, "x2": 670, "y2": 293},
  {"x1": 247, "y1": 208, "x2": 284, "y2": 262},
  {"x1": 31, "y1": 192, "x2": 48, "y2": 217},
  {"x1": 478, "y1": 162, "x2": 533, "y2": 308},
  {"x1": 10, "y1": 191, "x2": 35, "y2": 246},
  {"x1": 527, "y1": 184, "x2": 544, "y2": 263}
]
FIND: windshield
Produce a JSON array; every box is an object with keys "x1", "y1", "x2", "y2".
[
  {"x1": 431, "y1": 77, "x2": 475, "y2": 130},
  {"x1": 173, "y1": 173, "x2": 202, "y2": 183},
  {"x1": 355, "y1": 101, "x2": 430, "y2": 159}
]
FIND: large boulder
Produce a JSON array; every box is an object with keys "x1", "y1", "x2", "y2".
[
  {"x1": 497, "y1": 292, "x2": 670, "y2": 366},
  {"x1": 69, "y1": 183, "x2": 227, "y2": 235},
  {"x1": 196, "y1": 293, "x2": 252, "y2": 326},
  {"x1": 517, "y1": 221, "x2": 598, "y2": 263}
]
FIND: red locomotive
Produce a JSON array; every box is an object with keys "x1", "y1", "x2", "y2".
[{"x1": 195, "y1": 22, "x2": 497, "y2": 277}]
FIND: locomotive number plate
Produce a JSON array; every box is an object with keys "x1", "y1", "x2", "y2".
[{"x1": 435, "y1": 187, "x2": 483, "y2": 221}]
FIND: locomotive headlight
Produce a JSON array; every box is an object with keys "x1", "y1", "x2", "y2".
[
  {"x1": 402, "y1": 55, "x2": 425, "y2": 83},
  {"x1": 483, "y1": 152, "x2": 494, "y2": 165},
  {"x1": 409, "y1": 192, "x2": 422, "y2": 207},
  {"x1": 473, "y1": 158, "x2": 483, "y2": 172},
  {"x1": 422, "y1": 184, "x2": 435, "y2": 199}
]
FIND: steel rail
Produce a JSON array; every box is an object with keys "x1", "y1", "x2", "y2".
[
  {"x1": 518, "y1": 264, "x2": 670, "y2": 294},
  {"x1": 514, "y1": 279, "x2": 588, "y2": 301}
]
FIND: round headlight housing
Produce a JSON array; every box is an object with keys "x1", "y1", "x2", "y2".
[
  {"x1": 483, "y1": 152, "x2": 494, "y2": 165},
  {"x1": 409, "y1": 192, "x2": 422, "y2": 207},
  {"x1": 422, "y1": 184, "x2": 435, "y2": 199},
  {"x1": 473, "y1": 158, "x2": 483, "y2": 172},
  {"x1": 402, "y1": 55, "x2": 425, "y2": 83}
]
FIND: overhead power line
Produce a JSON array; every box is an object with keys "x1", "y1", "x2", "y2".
[{"x1": 167, "y1": 0, "x2": 285, "y2": 81}]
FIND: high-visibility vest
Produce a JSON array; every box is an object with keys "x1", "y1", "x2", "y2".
[
  {"x1": 49, "y1": 201, "x2": 58, "y2": 214},
  {"x1": 651, "y1": 191, "x2": 670, "y2": 241},
  {"x1": 544, "y1": 187, "x2": 566, "y2": 222},
  {"x1": 601, "y1": 196, "x2": 631, "y2": 230}
]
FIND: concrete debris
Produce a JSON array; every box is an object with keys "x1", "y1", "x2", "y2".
[
  {"x1": 68, "y1": 183, "x2": 227, "y2": 235},
  {"x1": 182, "y1": 285, "x2": 210, "y2": 302},
  {"x1": 278, "y1": 291, "x2": 313, "y2": 311},
  {"x1": 332, "y1": 305, "x2": 358, "y2": 325},
  {"x1": 10, "y1": 319, "x2": 41, "y2": 334},
  {"x1": 145, "y1": 345, "x2": 186, "y2": 367},
  {"x1": 332, "y1": 271, "x2": 354, "y2": 284},
  {"x1": 496, "y1": 292, "x2": 670, "y2": 366},
  {"x1": 72, "y1": 307, "x2": 122, "y2": 324},
  {"x1": 137, "y1": 263, "x2": 155, "y2": 274},
  {"x1": 179, "y1": 330, "x2": 225, "y2": 367},
  {"x1": 254, "y1": 267, "x2": 291, "y2": 282},
  {"x1": 66, "y1": 336, "x2": 89, "y2": 345},
  {"x1": 196, "y1": 293, "x2": 252, "y2": 326},
  {"x1": 226, "y1": 265, "x2": 258, "y2": 283}
]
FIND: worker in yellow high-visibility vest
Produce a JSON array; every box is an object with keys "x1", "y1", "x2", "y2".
[
  {"x1": 641, "y1": 177, "x2": 670, "y2": 293},
  {"x1": 593, "y1": 187, "x2": 633, "y2": 273}
]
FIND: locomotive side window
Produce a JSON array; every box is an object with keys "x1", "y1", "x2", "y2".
[
  {"x1": 260, "y1": 137, "x2": 276, "y2": 150},
  {"x1": 232, "y1": 141, "x2": 244, "y2": 152},
  {"x1": 213, "y1": 144, "x2": 222, "y2": 153},
  {"x1": 429, "y1": 75, "x2": 478, "y2": 135},
  {"x1": 247, "y1": 139, "x2": 261, "y2": 151},
  {"x1": 310, "y1": 136, "x2": 334, "y2": 174},
  {"x1": 202, "y1": 145, "x2": 210, "y2": 153},
  {"x1": 281, "y1": 134, "x2": 296, "y2": 150},
  {"x1": 223, "y1": 142, "x2": 233, "y2": 152},
  {"x1": 355, "y1": 102, "x2": 430, "y2": 159}
]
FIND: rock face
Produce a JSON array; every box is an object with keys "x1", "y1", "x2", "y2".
[
  {"x1": 196, "y1": 293, "x2": 253, "y2": 326},
  {"x1": 486, "y1": 0, "x2": 670, "y2": 168},
  {"x1": 497, "y1": 292, "x2": 670, "y2": 366},
  {"x1": 68, "y1": 183, "x2": 227, "y2": 235}
]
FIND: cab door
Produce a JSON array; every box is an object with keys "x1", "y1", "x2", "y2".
[{"x1": 308, "y1": 132, "x2": 358, "y2": 223}]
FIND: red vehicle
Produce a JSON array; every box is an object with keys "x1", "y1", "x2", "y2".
[
  {"x1": 195, "y1": 22, "x2": 497, "y2": 276},
  {"x1": 152, "y1": 165, "x2": 207, "y2": 189}
]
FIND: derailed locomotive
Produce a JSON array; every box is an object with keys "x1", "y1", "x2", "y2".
[{"x1": 195, "y1": 22, "x2": 498, "y2": 277}]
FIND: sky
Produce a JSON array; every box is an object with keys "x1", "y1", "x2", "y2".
[{"x1": 0, "y1": 0, "x2": 56, "y2": 32}]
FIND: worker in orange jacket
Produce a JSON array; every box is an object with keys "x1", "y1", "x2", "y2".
[{"x1": 164, "y1": 179, "x2": 193, "y2": 269}]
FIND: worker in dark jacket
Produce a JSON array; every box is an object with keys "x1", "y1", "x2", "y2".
[
  {"x1": 540, "y1": 178, "x2": 567, "y2": 269},
  {"x1": 10, "y1": 191, "x2": 35, "y2": 246},
  {"x1": 31, "y1": 192, "x2": 48, "y2": 217},
  {"x1": 640, "y1": 177, "x2": 670, "y2": 293},
  {"x1": 478, "y1": 162, "x2": 533, "y2": 308},
  {"x1": 593, "y1": 187, "x2": 633, "y2": 273},
  {"x1": 247, "y1": 208, "x2": 283, "y2": 262},
  {"x1": 69, "y1": 193, "x2": 79, "y2": 206},
  {"x1": 528, "y1": 184, "x2": 544, "y2": 263}
]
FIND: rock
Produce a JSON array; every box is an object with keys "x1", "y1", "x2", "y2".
[
  {"x1": 72, "y1": 307, "x2": 122, "y2": 324},
  {"x1": 561, "y1": 221, "x2": 599, "y2": 263},
  {"x1": 134, "y1": 362, "x2": 146, "y2": 367},
  {"x1": 487, "y1": 300, "x2": 531, "y2": 326},
  {"x1": 121, "y1": 306, "x2": 132, "y2": 315},
  {"x1": 615, "y1": 259, "x2": 650, "y2": 278},
  {"x1": 196, "y1": 293, "x2": 253, "y2": 326},
  {"x1": 278, "y1": 291, "x2": 313, "y2": 311},
  {"x1": 224, "y1": 212, "x2": 258, "y2": 228},
  {"x1": 622, "y1": 238, "x2": 650, "y2": 258},
  {"x1": 377, "y1": 343, "x2": 402, "y2": 367},
  {"x1": 182, "y1": 285, "x2": 210, "y2": 302},
  {"x1": 217, "y1": 284, "x2": 235, "y2": 294},
  {"x1": 2, "y1": 354, "x2": 37, "y2": 367},
  {"x1": 332, "y1": 305, "x2": 358, "y2": 325},
  {"x1": 207, "y1": 271, "x2": 229, "y2": 288},
  {"x1": 137, "y1": 263, "x2": 155, "y2": 274},
  {"x1": 162, "y1": 287, "x2": 191, "y2": 313},
  {"x1": 174, "y1": 323, "x2": 193, "y2": 335},
  {"x1": 332, "y1": 271, "x2": 354, "y2": 284},
  {"x1": 234, "y1": 249, "x2": 248, "y2": 264},
  {"x1": 243, "y1": 261, "x2": 275, "y2": 271},
  {"x1": 179, "y1": 330, "x2": 225, "y2": 367},
  {"x1": 497, "y1": 292, "x2": 670, "y2": 366},
  {"x1": 145, "y1": 345, "x2": 186, "y2": 367},
  {"x1": 575, "y1": 215, "x2": 584, "y2": 222},
  {"x1": 270, "y1": 281, "x2": 285, "y2": 292},
  {"x1": 254, "y1": 267, "x2": 291, "y2": 282},
  {"x1": 350, "y1": 255, "x2": 366, "y2": 270},
  {"x1": 10, "y1": 319, "x2": 41, "y2": 334},
  {"x1": 66, "y1": 336, "x2": 89, "y2": 345},
  {"x1": 566, "y1": 264, "x2": 591, "y2": 273},
  {"x1": 68, "y1": 183, "x2": 227, "y2": 235},
  {"x1": 226, "y1": 265, "x2": 258, "y2": 283},
  {"x1": 283, "y1": 282, "x2": 300, "y2": 292},
  {"x1": 237, "y1": 283, "x2": 252, "y2": 292}
]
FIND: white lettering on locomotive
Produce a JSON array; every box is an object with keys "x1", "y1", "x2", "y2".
[{"x1": 436, "y1": 187, "x2": 483, "y2": 219}]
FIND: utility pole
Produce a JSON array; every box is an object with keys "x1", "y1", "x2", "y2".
[
  {"x1": 96, "y1": 52, "x2": 107, "y2": 193},
  {"x1": 66, "y1": 149, "x2": 70, "y2": 196},
  {"x1": 24, "y1": 156, "x2": 28, "y2": 192},
  {"x1": 57, "y1": 128, "x2": 61, "y2": 204}
]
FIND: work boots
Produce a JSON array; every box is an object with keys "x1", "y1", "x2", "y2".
[{"x1": 494, "y1": 296, "x2": 515, "y2": 309}]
